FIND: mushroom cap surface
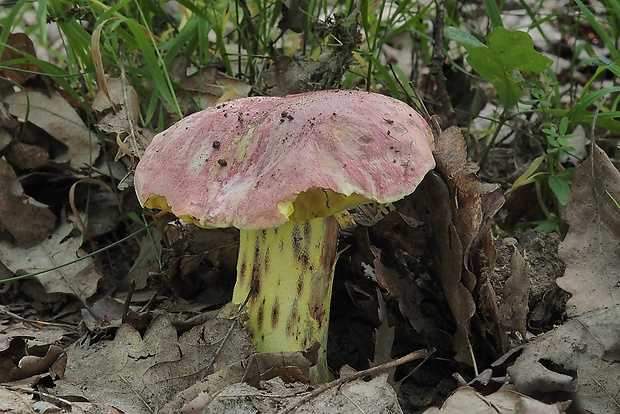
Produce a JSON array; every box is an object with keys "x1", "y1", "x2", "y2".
[{"x1": 134, "y1": 89, "x2": 435, "y2": 230}]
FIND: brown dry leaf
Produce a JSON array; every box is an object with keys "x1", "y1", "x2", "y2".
[
  {"x1": 498, "y1": 248, "x2": 530, "y2": 336},
  {"x1": 92, "y1": 77, "x2": 154, "y2": 161},
  {"x1": 0, "y1": 27, "x2": 40, "y2": 90},
  {"x1": 143, "y1": 318, "x2": 254, "y2": 404},
  {"x1": 2, "y1": 344, "x2": 63, "y2": 382},
  {"x1": 168, "y1": 56, "x2": 251, "y2": 114},
  {"x1": 370, "y1": 211, "x2": 428, "y2": 257},
  {"x1": 0, "y1": 158, "x2": 55, "y2": 246},
  {"x1": 0, "y1": 126, "x2": 12, "y2": 152},
  {"x1": 4, "y1": 90, "x2": 100, "y2": 168},
  {"x1": 91, "y1": 20, "x2": 118, "y2": 113},
  {"x1": 4, "y1": 140, "x2": 49, "y2": 170},
  {"x1": 371, "y1": 245, "x2": 429, "y2": 335},
  {"x1": 81, "y1": 297, "x2": 126, "y2": 331},
  {"x1": 253, "y1": 351, "x2": 314, "y2": 383},
  {"x1": 0, "y1": 320, "x2": 67, "y2": 349},
  {"x1": 556, "y1": 144, "x2": 620, "y2": 316},
  {"x1": 0, "y1": 387, "x2": 125, "y2": 414},
  {"x1": 428, "y1": 126, "x2": 507, "y2": 362},
  {"x1": 0, "y1": 220, "x2": 102, "y2": 302},
  {"x1": 159, "y1": 359, "x2": 248, "y2": 413},
  {"x1": 0, "y1": 318, "x2": 67, "y2": 382},
  {"x1": 52, "y1": 314, "x2": 181, "y2": 414},
  {"x1": 262, "y1": 55, "x2": 324, "y2": 96},
  {"x1": 506, "y1": 306, "x2": 620, "y2": 413},
  {"x1": 433, "y1": 127, "x2": 504, "y2": 272},
  {"x1": 126, "y1": 233, "x2": 162, "y2": 290},
  {"x1": 202, "y1": 373, "x2": 401, "y2": 413},
  {"x1": 0, "y1": 386, "x2": 34, "y2": 412},
  {"x1": 52, "y1": 316, "x2": 253, "y2": 413},
  {"x1": 92, "y1": 77, "x2": 139, "y2": 116},
  {"x1": 414, "y1": 172, "x2": 477, "y2": 364},
  {"x1": 422, "y1": 386, "x2": 563, "y2": 413}
]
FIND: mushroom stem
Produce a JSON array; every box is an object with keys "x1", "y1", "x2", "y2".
[{"x1": 232, "y1": 216, "x2": 340, "y2": 383}]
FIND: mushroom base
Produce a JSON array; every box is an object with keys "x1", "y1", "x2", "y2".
[{"x1": 232, "y1": 216, "x2": 340, "y2": 383}]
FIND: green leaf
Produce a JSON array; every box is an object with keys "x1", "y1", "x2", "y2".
[
  {"x1": 444, "y1": 27, "x2": 485, "y2": 48},
  {"x1": 467, "y1": 46, "x2": 522, "y2": 108},
  {"x1": 548, "y1": 176, "x2": 570, "y2": 206},
  {"x1": 461, "y1": 27, "x2": 552, "y2": 108},
  {"x1": 508, "y1": 155, "x2": 545, "y2": 193},
  {"x1": 534, "y1": 219, "x2": 560, "y2": 233},
  {"x1": 558, "y1": 117, "x2": 570, "y2": 135},
  {"x1": 485, "y1": 28, "x2": 552, "y2": 75}
]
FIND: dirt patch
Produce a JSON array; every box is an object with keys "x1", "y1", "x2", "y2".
[{"x1": 494, "y1": 229, "x2": 568, "y2": 335}]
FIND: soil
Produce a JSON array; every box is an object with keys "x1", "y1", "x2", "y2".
[{"x1": 494, "y1": 229, "x2": 568, "y2": 335}]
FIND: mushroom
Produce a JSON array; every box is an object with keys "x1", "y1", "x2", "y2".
[{"x1": 134, "y1": 89, "x2": 435, "y2": 382}]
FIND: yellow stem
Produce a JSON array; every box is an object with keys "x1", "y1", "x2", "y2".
[{"x1": 232, "y1": 216, "x2": 339, "y2": 383}]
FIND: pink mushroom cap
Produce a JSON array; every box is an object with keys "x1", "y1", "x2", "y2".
[{"x1": 134, "y1": 89, "x2": 435, "y2": 230}]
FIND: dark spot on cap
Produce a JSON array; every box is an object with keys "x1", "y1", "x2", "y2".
[
  {"x1": 212, "y1": 140, "x2": 221, "y2": 149},
  {"x1": 217, "y1": 159, "x2": 227, "y2": 166}
]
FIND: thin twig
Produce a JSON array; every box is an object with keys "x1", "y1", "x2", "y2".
[
  {"x1": 278, "y1": 349, "x2": 428, "y2": 414},
  {"x1": 0, "y1": 305, "x2": 79, "y2": 332},
  {"x1": 2, "y1": 384, "x2": 74, "y2": 410}
]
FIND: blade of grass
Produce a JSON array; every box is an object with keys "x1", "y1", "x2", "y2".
[
  {"x1": 483, "y1": 0, "x2": 504, "y2": 29},
  {"x1": 124, "y1": 18, "x2": 181, "y2": 121},
  {"x1": 136, "y1": 3, "x2": 182, "y2": 119},
  {"x1": 574, "y1": 0, "x2": 619, "y2": 61}
]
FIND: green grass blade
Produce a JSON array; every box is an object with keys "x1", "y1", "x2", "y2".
[
  {"x1": 124, "y1": 18, "x2": 181, "y2": 120},
  {"x1": 573, "y1": 0, "x2": 619, "y2": 61},
  {"x1": 483, "y1": 0, "x2": 504, "y2": 28}
]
